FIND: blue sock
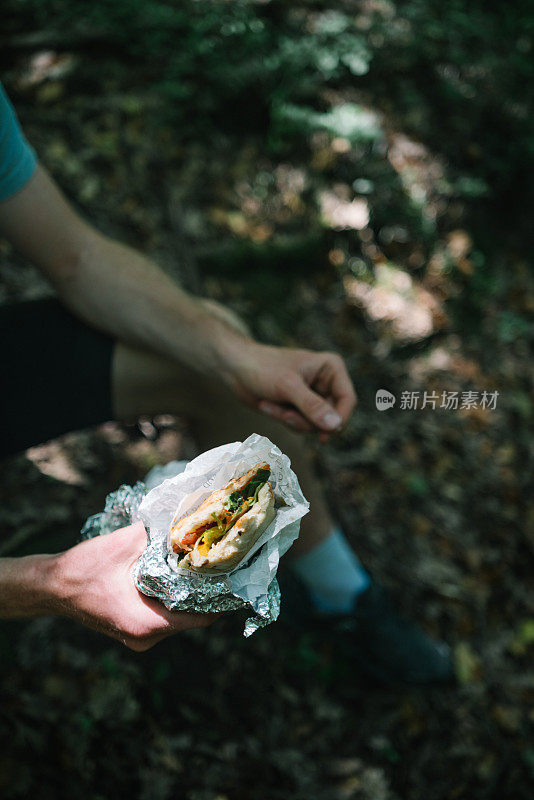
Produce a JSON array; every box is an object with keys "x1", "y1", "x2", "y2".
[{"x1": 290, "y1": 526, "x2": 371, "y2": 614}]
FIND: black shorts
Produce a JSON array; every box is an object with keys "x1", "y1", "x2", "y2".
[{"x1": 1, "y1": 297, "x2": 114, "y2": 459}]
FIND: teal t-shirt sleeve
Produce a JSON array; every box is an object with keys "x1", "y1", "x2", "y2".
[{"x1": 0, "y1": 83, "x2": 37, "y2": 202}]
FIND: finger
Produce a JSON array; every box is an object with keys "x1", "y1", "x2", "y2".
[
  {"x1": 170, "y1": 611, "x2": 219, "y2": 630},
  {"x1": 93, "y1": 521, "x2": 148, "y2": 568},
  {"x1": 258, "y1": 401, "x2": 314, "y2": 433},
  {"x1": 279, "y1": 409, "x2": 315, "y2": 433},
  {"x1": 279, "y1": 375, "x2": 343, "y2": 432},
  {"x1": 258, "y1": 400, "x2": 290, "y2": 422},
  {"x1": 110, "y1": 521, "x2": 148, "y2": 553},
  {"x1": 125, "y1": 614, "x2": 218, "y2": 652},
  {"x1": 126, "y1": 632, "x2": 167, "y2": 652},
  {"x1": 156, "y1": 604, "x2": 219, "y2": 632},
  {"x1": 320, "y1": 358, "x2": 357, "y2": 426},
  {"x1": 319, "y1": 391, "x2": 353, "y2": 434},
  {"x1": 331, "y1": 378, "x2": 357, "y2": 426},
  {"x1": 150, "y1": 612, "x2": 217, "y2": 644}
]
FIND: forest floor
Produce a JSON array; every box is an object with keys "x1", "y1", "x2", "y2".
[{"x1": 1, "y1": 5, "x2": 533, "y2": 799}]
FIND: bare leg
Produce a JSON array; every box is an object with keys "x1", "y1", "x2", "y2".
[{"x1": 112, "y1": 343, "x2": 334, "y2": 557}]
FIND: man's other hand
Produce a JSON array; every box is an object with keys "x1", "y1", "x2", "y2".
[{"x1": 228, "y1": 343, "x2": 357, "y2": 443}]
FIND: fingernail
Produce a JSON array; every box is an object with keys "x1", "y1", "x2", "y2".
[
  {"x1": 260, "y1": 402, "x2": 275, "y2": 416},
  {"x1": 321, "y1": 411, "x2": 342, "y2": 430}
]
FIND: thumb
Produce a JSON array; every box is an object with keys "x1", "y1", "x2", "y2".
[
  {"x1": 104, "y1": 521, "x2": 148, "y2": 559},
  {"x1": 286, "y1": 377, "x2": 343, "y2": 431}
]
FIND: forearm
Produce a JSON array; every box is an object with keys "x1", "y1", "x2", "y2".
[
  {"x1": 58, "y1": 230, "x2": 251, "y2": 381},
  {"x1": 0, "y1": 164, "x2": 254, "y2": 383},
  {"x1": 0, "y1": 554, "x2": 61, "y2": 618}
]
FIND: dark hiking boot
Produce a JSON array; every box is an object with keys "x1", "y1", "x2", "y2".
[{"x1": 278, "y1": 572, "x2": 455, "y2": 686}]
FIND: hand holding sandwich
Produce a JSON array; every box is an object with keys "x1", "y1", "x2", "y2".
[{"x1": 54, "y1": 523, "x2": 217, "y2": 649}]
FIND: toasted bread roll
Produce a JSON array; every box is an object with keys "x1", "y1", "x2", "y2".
[
  {"x1": 185, "y1": 482, "x2": 275, "y2": 572},
  {"x1": 170, "y1": 462, "x2": 270, "y2": 552}
]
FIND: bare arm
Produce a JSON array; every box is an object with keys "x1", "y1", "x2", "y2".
[
  {"x1": 0, "y1": 552, "x2": 58, "y2": 617},
  {"x1": 0, "y1": 164, "x2": 356, "y2": 435}
]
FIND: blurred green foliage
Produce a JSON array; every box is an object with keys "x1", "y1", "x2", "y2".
[
  {"x1": 5, "y1": 0, "x2": 533, "y2": 333},
  {"x1": 5, "y1": 1, "x2": 531, "y2": 202},
  {"x1": 7, "y1": 0, "x2": 533, "y2": 187}
]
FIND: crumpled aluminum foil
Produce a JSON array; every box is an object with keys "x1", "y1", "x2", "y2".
[
  {"x1": 81, "y1": 433, "x2": 309, "y2": 636},
  {"x1": 81, "y1": 481, "x2": 146, "y2": 538}
]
